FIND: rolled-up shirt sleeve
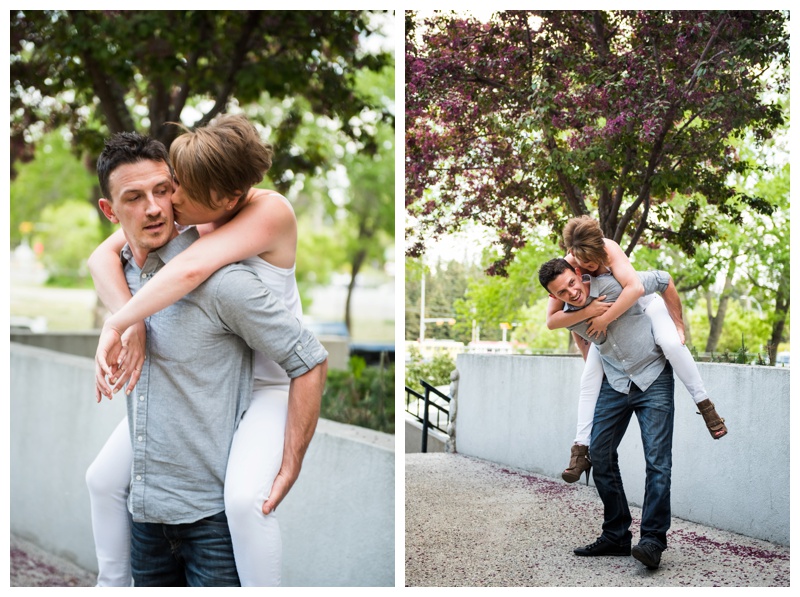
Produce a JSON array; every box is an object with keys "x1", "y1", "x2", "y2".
[
  {"x1": 213, "y1": 266, "x2": 328, "y2": 378},
  {"x1": 282, "y1": 326, "x2": 329, "y2": 378}
]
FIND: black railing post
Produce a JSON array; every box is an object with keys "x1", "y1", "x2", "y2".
[
  {"x1": 405, "y1": 380, "x2": 451, "y2": 453},
  {"x1": 421, "y1": 383, "x2": 431, "y2": 453}
]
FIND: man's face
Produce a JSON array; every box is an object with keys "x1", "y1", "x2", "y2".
[
  {"x1": 547, "y1": 269, "x2": 589, "y2": 307},
  {"x1": 98, "y1": 160, "x2": 176, "y2": 266}
]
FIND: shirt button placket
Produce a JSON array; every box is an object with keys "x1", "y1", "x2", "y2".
[{"x1": 133, "y1": 374, "x2": 147, "y2": 515}]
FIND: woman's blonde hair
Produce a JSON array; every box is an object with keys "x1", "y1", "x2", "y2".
[
  {"x1": 169, "y1": 114, "x2": 273, "y2": 209},
  {"x1": 562, "y1": 215, "x2": 609, "y2": 266}
]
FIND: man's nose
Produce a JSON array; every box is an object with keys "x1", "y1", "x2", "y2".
[{"x1": 144, "y1": 193, "x2": 162, "y2": 215}]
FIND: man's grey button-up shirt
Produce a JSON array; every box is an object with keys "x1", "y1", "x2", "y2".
[
  {"x1": 566, "y1": 270, "x2": 670, "y2": 394},
  {"x1": 122, "y1": 228, "x2": 327, "y2": 524}
]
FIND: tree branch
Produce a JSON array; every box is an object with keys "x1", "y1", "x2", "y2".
[
  {"x1": 686, "y1": 14, "x2": 728, "y2": 92},
  {"x1": 195, "y1": 10, "x2": 263, "y2": 127},
  {"x1": 591, "y1": 11, "x2": 611, "y2": 63},
  {"x1": 68, "y1": 11, "x2": 134, "y2": 134}
]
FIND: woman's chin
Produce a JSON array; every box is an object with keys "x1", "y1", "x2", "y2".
[{"x1": 174, "y1": 214, "x2": 191, "y2": 227}]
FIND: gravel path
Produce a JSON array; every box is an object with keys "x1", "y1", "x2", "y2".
[
  {"x1": 405, "y1": 453, "x2": 790, "y2": 587},
  {"x1": 10, "y1": 534, "x2": 96, "y2": 588}
]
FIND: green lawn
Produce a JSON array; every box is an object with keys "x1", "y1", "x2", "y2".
[
  {"x1": 11, "y1": 283, "x2": 396, "y2": 343},
  {"x1": 10, "y1": 286, "x2": 97, "y2": 331}
]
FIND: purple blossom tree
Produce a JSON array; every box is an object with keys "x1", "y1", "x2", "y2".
[{"x1": 406, "y1": 10, "x2": 788, "y2": 274}]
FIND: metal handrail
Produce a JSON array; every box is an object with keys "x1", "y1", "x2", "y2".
[{"x1": 405, "y1": 379, "x2": 451, "y2": 452}]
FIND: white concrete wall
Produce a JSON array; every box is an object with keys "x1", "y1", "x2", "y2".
[
  {"x1": 404, "y1": 417, "x2": 447, "y2": 453},
  {"x1": 10, "y1": 331, "x2": 352, "y2": 370},
  {"x1": 10, "y1": 343, "x2": 394, "y2": 586},
  {"x1": 456, "y1": 354, "x2": 790, "y2": 545},
  {"x1": 279, "y1": 418, "x2": 395, "y2": 586}
]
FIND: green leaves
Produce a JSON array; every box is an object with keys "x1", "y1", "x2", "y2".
[
  {"x1": 406, "y1": 10, "x2": 788, "y2": 270},
  {"x1": 11, "y1": 10, "x2": 394, "y2": 186}
]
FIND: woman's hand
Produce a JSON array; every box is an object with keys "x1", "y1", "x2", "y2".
[
  {"x1": 117, "y1": 322, "x2": 146, "y2": 394},
  {"x1": 582, "y1": 296, "x2": 610, "y2": 319},
  {"x1": 95, "y1": 324, "x2": 122, "y2": 401},
  {"x1": 95, "y1": 321, "x2": 146, "y2": 401},
  {"x1": 586, "y1": 312, "x2": 611, "y2": 339}
]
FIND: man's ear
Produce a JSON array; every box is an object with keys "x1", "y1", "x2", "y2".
[
  {"x1": 574, "y1": 266, "x2": 583, "y2": 277},
  {"x1": 548, "y1": 293, "x2": 556, "y2": 300},
  {"x1": 98, "y1": 198, "x2": 119, "y2": 224}
]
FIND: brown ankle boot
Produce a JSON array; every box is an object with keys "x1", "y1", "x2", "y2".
[
  {"x1": 562, "y1": 443, "x2": 591, "y2": 484},
  {"x1": 696, "y1": 398, "x2": 727, "y2": 439}
]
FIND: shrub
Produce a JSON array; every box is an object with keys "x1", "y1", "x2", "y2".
[
  {"x1": 404, "y1": 345, "x2": 456, "y2": 393},
  {"x1": 321, "y1": 356, "x2": 395, "y2": 434}
]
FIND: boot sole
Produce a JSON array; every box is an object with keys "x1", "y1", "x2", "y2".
[
  {"x1": 574, "y1": 547, "x2": 631, "y2": 557},
  {"x1": 562, "y1": 467, "x2": 591, "y2": 483}
]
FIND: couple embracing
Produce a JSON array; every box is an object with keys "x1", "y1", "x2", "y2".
[
  {"x1": 539, "y1": 216, "x2": 727, "y2": 570},
  {"x1": 86, "y1": 114, "x2": 328, "y2": 586}
]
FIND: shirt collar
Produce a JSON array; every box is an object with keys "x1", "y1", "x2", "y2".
[
  {"x1": 120, "y1": 226, "x2": 199, "y2": 268},
  {"x1": 584, "y1": 274, "x2": 603, "y2": 300}
]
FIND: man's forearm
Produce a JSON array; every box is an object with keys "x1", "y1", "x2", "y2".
[
  {"x1": 261, "y1": 359, "x2": 328, "y2": 515},
  {"x1": 660, "y1": 279, "x2": 685, "y2": 331},
  {"x1": 573, "y1": 331, "x2": 590, "y2": 360},
  {"x1": 281, "y1": 359, "x2": 328, "y2": 476}
]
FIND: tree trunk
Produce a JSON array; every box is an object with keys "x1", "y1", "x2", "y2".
[
  {"x1": 704, "y1": 259, "x2": 736, "y2": 353},
  {"x1": 345, "y1": 248, "x2": 368, "y2": 335},
  {"x1": 768, "y1": 274, "x2": 790, "y2": 365},
  {"x1": 683, "y1": 306, "x2": 692, "y2": 348}
]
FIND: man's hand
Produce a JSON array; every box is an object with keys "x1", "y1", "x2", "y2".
[
  {"x1": 659, "y1": 277, "x2": 687, "y2": 345},
  {"x1": 675, "y1": 324, "x2": 686, "y2": 345},
  {"x1": 95, "y1": 358, "x2": 120, "y2": 402},
  {"x1": 262, "y1": 467, "x2": 299, "y2": 515}
]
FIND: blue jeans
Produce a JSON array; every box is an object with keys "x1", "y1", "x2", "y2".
[
  {"x1": 130, "y1": 510, "x2": 240, "y2": 587},
  {"x1": 590, "y1": 363, "x2": 674, "y2": 550}
]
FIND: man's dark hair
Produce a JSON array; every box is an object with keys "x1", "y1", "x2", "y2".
[
  {"x1": 97, "y1": 132, "x2": 172, "y2": 200},
  {"x1": 538, "y1": 258, "x2": 576, "y2": 292}
]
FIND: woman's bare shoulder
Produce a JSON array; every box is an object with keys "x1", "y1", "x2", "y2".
[
  {"x1": 249, "y1": 188, "x2": 295, "y2": 215},
  {"x1": 603, "y1": 238, "x2": 627, "y2": 258}
]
